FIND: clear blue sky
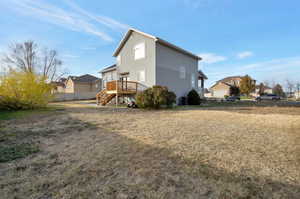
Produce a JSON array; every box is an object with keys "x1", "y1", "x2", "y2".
[{"x1": 0, "y1": 0, "x2": 300, "y2": 87}]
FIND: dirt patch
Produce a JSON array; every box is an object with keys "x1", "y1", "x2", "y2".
[{"x1": 0, "y1": 104, "x2": 300, "y2": 198}]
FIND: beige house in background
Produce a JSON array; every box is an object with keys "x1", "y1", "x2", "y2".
[
  {"x1": 210, "y1": 76, "x2": 244, "y2": 98},
  {"x1": 251, "y1": 85, "x2": 273, "y2": 97},
  {"x1": 64, "y1": 74, "x2": 101, "y2": 93},
  {"x1": 51, "y1": 80, "x2": 66, "y2": 93},
  {"x1": 51, "y1": 74, "x2": 101, "y2": 101}
]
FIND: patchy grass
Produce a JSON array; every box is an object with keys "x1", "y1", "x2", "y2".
[
  {"x1": 0, "y1": 103, "x2": 300, "y2": 198},
  {"x1": 199, "y1": 100, "x2": 300, "y2": 108},
  {"x1": 0, "y1": 110, "x2": 37, "y2": 120},
  {"x1": 0, "y1": 106, "x2": 62, "y2": 120},
  {"x1": 0, "y1": 143, "x2": 40, "y2": 163}
]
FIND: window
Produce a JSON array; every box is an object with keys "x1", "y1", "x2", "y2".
[
  {"x1": 191, "y1": 73, "x2": 195, "y2": 88},
  {"x1": 134, "y1": 43, "x2": 145, "y2": 60},
  {"x1": 137, "y1": 70, "x2": 145, "y2": 82},
  {"x1": 117, "y1": 55, "x2": 121, "y2": 66},
  {"x1": 179, "y1": 66, "x2": 186, "y2": 79},
  {"x1": 112, "y1": 71, "x2": 117, "y2": 80}
]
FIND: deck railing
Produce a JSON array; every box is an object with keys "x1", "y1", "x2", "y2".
[{"x1": 106, "y1": 80, "x2": 138, "y2": 93}]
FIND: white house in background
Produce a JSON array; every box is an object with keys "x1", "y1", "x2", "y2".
[
  {"x1": 295, "y1": 91, "x2": 300, "y2": 99},
  {"x1": 251, "y1": 85, "x2": 273, "y2": 97}
]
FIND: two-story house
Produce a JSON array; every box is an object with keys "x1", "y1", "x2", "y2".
[
  {"x1": 97, "y1": 28, "x2": 207, "y2": 105},
  {"x1": 210, "y1": 76, "x2": 256, "y2": 98},
  {"x1": 210, "y1": 76, "x2": 243, "y2": 98}
]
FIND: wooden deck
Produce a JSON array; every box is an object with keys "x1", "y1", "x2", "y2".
[
  {"x1": 96, "y1": 80, "x2": 138, "y2": 105},
  {"x1": 106, "y1": 80, "x2": 138, "y2": 94}
]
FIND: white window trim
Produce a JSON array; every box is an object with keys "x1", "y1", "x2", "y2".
[
  {"x1": 191, "y1": 73, "x2": 195, "y2": 88},
  {"x1": 134, "y1": 42, "x2": 145, "y2": 60},
  {"x1": 137, "y1": 70, "x2": 145, "y2": 82},
  {"x1": 117, "y1": 55, "x2": 121, "y2": 66}
]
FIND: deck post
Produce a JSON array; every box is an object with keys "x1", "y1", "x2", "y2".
[
  {"x1": 116, "y1": 80, "x2": 118, "y2": 107},
  {"x1": 116, "y1": 92, "x2": 119, "y2": 107}
]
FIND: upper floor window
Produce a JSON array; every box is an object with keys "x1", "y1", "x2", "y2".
[
  {"x1": 191, "y1": 73, "x2": 195, "y2": 88},
  {"x1": 134, "y1": 43, "x2": 145, "y2": 60},
  {"x1": 137, "y1": 70, "x2": 145, "y2": 82},
  {"x1": 117, "y1": 55, "x2": 121, "y2": 66},
  {"x1": 179, "y1": 66, "x2": 186, "y2": 79}
]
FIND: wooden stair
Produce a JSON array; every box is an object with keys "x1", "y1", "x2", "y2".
[{"x1": 96, "y1": 89, "x2": 116, "y2": 106}]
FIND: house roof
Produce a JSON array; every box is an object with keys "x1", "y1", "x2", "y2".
[
  {"x1": 198, "y1": 70, "x2": 208, "y2": 80},
  {"x1": 210, "y1": 76, "x2": 243, "y2": 89},
  {"x1": 68, "y1": 74, "x2": 100, "y2": 83},
  {"x1": 210, "y1": 81, "x2": 232, "y2": 89},
  {"x1": 51, "y1": 81, "x2": 65, "y2": 87},
  {"x1": 210, "y1": 75, "x2": 257, "y2": 90},
  {"x1": 210, "y1": 77, "x2": 240, "y2": 89},
  {"x1": 113, "y1": 28, "x2": 202, "y2": 60},
  {"x1": 204, "y1": 88, "x2": 210, "y2": 93},
  {"x1": 216, "y1": 76, "x2": 243, "y2": 83},
  {"x1": 59, "y1": 77, "x2": 67, "y2": 82},
  {"x1": 99, "y1": 64, "x2": 117, "y2": 73}
]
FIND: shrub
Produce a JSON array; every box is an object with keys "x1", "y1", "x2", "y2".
[
  {"x1": 136, "y1": 85, "x2": 176, "y2": 109},
  {"x1": 179, "y1": 96, "x2": 187, "y2": 105},
  {"x1": 229, "y1": 86, "x2": 240, "y2": 96},
  {"x1": 0, "y1": 70, "x2": 53, "y2": 110},
  {"x1": 166, "y1": 91, "x2": 176, "y2": 107},
  {"x1": 187, "y1": 89, "x2": 201, "y2": 105}
]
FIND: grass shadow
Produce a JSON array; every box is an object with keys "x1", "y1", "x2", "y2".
[{"x1": 0, "y1": 108, "x2": 299, "y2": 199}]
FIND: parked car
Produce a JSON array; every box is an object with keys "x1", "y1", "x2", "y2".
[
  {"x1": 256, "y1": 94, "x2": 281, "y2": 101},
  {"x1": 226, "y1": 96, "x2": 241, "y2": 102}
]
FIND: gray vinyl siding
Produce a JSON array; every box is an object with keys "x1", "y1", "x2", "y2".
[
  {"x1": 155, "y1": 43, "x2": 199, "y2": 98},
  {"x1": 101, "y1": 70, "x2": 117, "y2": 89},
  {"x1": 117, "y1": 32, "x2": 156, "y2": 88}
]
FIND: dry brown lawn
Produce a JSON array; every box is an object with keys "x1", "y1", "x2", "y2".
[{"x1": 0, "y1": 104, "x2": 300, "y2": 199}]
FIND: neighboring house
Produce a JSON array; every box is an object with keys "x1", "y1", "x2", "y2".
[
  {"x1": 295, "y1": 91, "x2": 300, "y2": 99},
  {"x1": 286, "y1": 92, "x2": 295, "y2": 98},
  {"x1": 51, "y1": 74, "x2": 102, "y2": 101},
  {"x1": 251, "y1": 85, "x2": 273, "y2": 97},
  {"x1": 203, "y1": 88, "x2": 212, "y2": 98},
  {"x1": 51, "y1": 81, "x2": 66, "y2": 93},
  {"x1": 100, "y1": 64, "x2": 117, "y2": 90},
  {"x1": 64, "y1": 74, "x2": 101, "y2": 93},
  {"x1": 210, "y1": 76, "x2": 244, "y2": 98},
  {"x1": 198, "y1": 70, "x2": 208, "y2": 97},
  {"x1": 97, "y1": 28, "x2": 207, "y2": 105}
]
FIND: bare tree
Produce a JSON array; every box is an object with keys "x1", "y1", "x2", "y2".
[
  {"x1": 263, "y1": 80, "x2": 276, "y2": 89},
  {"x1": 258, "y1": 83, "x2": 265, "y2": 96},
  {"x1": 273, "y1": 84, "x2": 285, "y2": 97},
  {"x1": 40, "y1": 48, "x2": 68, "y2": 81},
  {"x1": 3, "y1": 41, "x2": 37, "y2": 73},
  {"x1": 2, "y1": 41, "x2": 67, "y2": 81},
  {"x1": 263, "y1": 80, "x2": 270, "y2": 88},
  {"x1": 285, "y1": 79, "x2": 295, "y2": 97}
]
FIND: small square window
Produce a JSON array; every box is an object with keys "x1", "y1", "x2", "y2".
[
  {"x1": 191, "y1": 73, "x2": 195, "y2": 88},
  {"x1": 134, "y1": 43, "x2": 145, "y2": 60},
  {"x1": 137, "y1": 70, "x2": 145, "y2": 82}
]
